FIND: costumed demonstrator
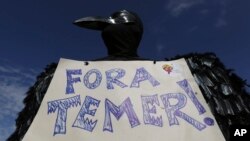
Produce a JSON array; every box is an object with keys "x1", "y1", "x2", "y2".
[{"x1": 7, "y1": 10, "x2": 250, "y2": 141}]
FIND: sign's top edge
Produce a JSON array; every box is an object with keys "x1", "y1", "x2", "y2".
[{"x1": 59, "y1": 57, "x2": 186, "y2": 63}]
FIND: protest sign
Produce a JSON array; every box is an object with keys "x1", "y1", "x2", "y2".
[{"x1": 22, "y1": 58, "x2": 225, "y2": 141}]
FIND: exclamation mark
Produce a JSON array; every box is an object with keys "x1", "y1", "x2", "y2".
[{"x1": 177, "y1": 79, "x2": 214, "y2": 126}]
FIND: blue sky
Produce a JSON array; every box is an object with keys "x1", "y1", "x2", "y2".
[{"x1": 0, "y1": 0, "x2": 249, "y2": 140}]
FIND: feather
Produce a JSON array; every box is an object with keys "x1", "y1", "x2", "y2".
[{"x1": 7, "y1": 63, "x2": 57, "y2": 141}]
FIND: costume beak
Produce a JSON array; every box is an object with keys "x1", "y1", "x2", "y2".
[
  {"x1": 73, "y1": 10, "x2": 139, "y2": 31},
  {"x1": 73, "y1": 16, "x2": 111, "y2": 30}
]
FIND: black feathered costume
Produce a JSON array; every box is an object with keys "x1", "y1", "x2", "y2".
[{"x1": 7, "y1": 10, "x2": 250, "y2": 141}]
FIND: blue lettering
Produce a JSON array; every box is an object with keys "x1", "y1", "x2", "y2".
[
  {"x1": 177, "y1": 79, "x2": 206, "y2": 114},
  {"x1": 130, "y1": 67, "x2": 160, "y2": 88},
  {"x1": 141, "y1": 94, "x2": 163, "y2": 127},
  {"x1": 73, "y1": 96, "x2": 100, "y2": 132},
  {"x1": 47, "y1": 95, "x2": 81, "y2": 135},
  {"x1": 66, "y1": 69, "x2": 82, "y2": 94},
  {"x1": 83, "y1": 69, "x2": 102, "y2": 89},
  {"x1": 103, "y1": 97, "x2": 140, "y2": 132},
  {"x1": 160, "y1": 93, "x2": 206, "y2": 131},
  {"x1": 106, "y1": 68, "x2": 128, "y2": 89}
]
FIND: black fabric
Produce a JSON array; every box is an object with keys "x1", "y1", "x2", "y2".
[{"x1": 100, "y1": 23, "x2": 143, "y2": 59}]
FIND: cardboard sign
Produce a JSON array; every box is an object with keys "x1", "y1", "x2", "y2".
[{"x1": 22, "y1": 58, "x2": 225, "y2": 141}]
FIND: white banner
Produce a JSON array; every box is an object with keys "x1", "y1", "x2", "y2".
[{"x1": 22, "y1": 58, "x2": 225, "y2": 141}]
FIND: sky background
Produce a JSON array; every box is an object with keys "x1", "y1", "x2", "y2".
[{"x1": 0, "y1": 0, "x2": 249, "y2": 140}]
